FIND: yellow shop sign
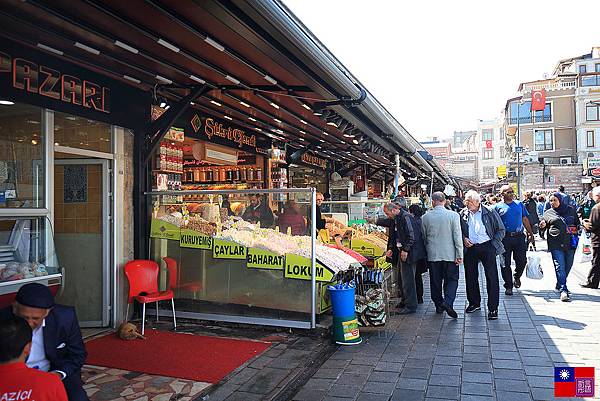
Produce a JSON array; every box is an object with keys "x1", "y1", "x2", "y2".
[
  {"x1": 284, "y1": 253, "x2": 334, "y2": 282},
  {"x1": 351, "y1": 238, "x2": 385, "y2": 258},
  {"x1": 212, "y1": 238, "x2": 247, "y2": 259},
  {"x1": 180, "y1": 229, "x2": 212, "y2": 249},
  {"x1": 247, "y1": 248, "x2": 284, "y2": 270},
  {"x1": 374, "y1": 255, "x2": 392, "y2": 270},
  {"x1": 150, "y1": 218, "x2": 180, "y2": 241}
]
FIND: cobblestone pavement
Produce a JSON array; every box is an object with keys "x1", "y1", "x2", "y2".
[{"x1": 290, "y1": 238, "x2": 600, "y2": 401}]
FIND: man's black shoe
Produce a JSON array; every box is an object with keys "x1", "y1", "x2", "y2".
[
  {"x1": 417, "y1": 296, "x2": 424, "y2": 304},
  {"x1": 488, "y1": 310, "x2": 498, "y2": 320},
  {"x1": 514, "y1": 275, "x2": 521, "y2": 289},
  {"x1": 435, "y1": 306, "x2": 444, "y2": 314},
  {"x1": 580, "y1": 282, "x2": 598, "y2": 289},
  {"x1": 505, "y1": 288, "x2": 513, "y2": 296},
  {"x1": 396, "y1": 308, "x2": 417, "y2": 315},
  {"x1": 443, "y1": 304, "x2": 458, "y2": 318},
  {"x1": 465, "y1": 305, "x2": 481, "y2": 313}
]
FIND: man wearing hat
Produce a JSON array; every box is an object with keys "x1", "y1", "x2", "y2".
[{"x1": 0, "y1": 283, "x2": 89, "y2": 401}]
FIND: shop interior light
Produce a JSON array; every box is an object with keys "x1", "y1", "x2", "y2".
[
  {"x1": 0, "y1": 100, "x2": 14, "y2": 105},
  {"x1": 123, "y1": 75, "x2": 141, "y2": 84},
  {"x1": 299, "y1": 130, "x2": 306, "y2": 134},
  {"x1": 114, "y1": 40, "x2": 139, "y2": 54},
  {"x1": 37, "y1": 43, "x2": 63, "y2": 55},
  {"x1": 302, "y1": 103, "x2": 311, "y2": 110},
  {"x1": 210, "y1": 100, "x2": 222, "y2": 106},
  {"x1": 31, "y1": 139, "x2": 38, "y2": 145},
  {"x1": 248, "y1": 117, "x2": 257, "y2": 122},
  {"x1": 322, "y1": 132, "x2": 329, "y2": 136},
  {"x1": 298, "y1": 137, "x2": 305, "y2": 141},
  {"x1": 319, "y1": 139, "x2": 325, "y2": 142},
  {"x1": 273, "y1": 118, "x2": 282, "y2": 123},
  {"x1": 299, "y1": 119, "x2": 307, "y2": 124},
  {"x1": 313, "y1": 110, "x2": 322, "y2": 116},
  {"x1": 204, "y1": 36, "x2": 225, "y2": 51},
  {"x1": 74, "y1": 42, "x2": 100, "y2": 55},
  {"x1": 239, "y1": 101, "x2": 251, "y2": 108},
  {"x1": 157, "y1": 38, "x2": 180, "y2": 53},
  {"x1": 155, "y1": 75, "x2": 172, "y2": 84},
  {"x1": 269, "y1": 102, "x2": 280, "y2": 109},
  {"x1": 255, "y1": 128, "x2": 262, "y2": 131},
  {"x1": 224, "y1": 115, "x2": 233, "y2": 121},
  {"x1": 189, "y1": 75, "x2": 206, "y2": 84},
  {"x1": 225, "y1": 75, "x2": 240, "y2": 85},
  {"x1": 264, "y1": 75, "x2": 278, "y2": 85},
  {"x1": 352, "y1": 139, "x2": 359, "y2": 144},
  {"x1": 343, "y1": 134, "x2": 355, "y2": 138}
]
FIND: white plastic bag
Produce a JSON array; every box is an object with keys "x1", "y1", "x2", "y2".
[
  {"x1": 525, "y1": 251, "x2": 543, "y2": 280},
  {"x1": 578, "y1": 229, "x2": 593, "y2": 263}
]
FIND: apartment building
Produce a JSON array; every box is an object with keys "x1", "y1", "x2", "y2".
[
  {"x1": 477, "y1": 119, "x2": 506, "y2": 184},
  {"x1": 449, "y1": 130, "x2": 479, "y2": 182}
]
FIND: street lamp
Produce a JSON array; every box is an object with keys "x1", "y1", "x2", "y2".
[{"x1": 516, "y1": 99, "x2": 524, "y2": 198}]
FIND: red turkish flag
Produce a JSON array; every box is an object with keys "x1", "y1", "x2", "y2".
[
  {"x1": 485, "y1": 140, "x2": 493, "y2": 149},
  {"x1": 531, "y1": 89, "x2": 546, "y2": 111}
]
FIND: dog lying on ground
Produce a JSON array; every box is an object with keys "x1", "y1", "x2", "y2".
[{"x1": 117, "y1": 321, "x2": 145, "y2": 340}]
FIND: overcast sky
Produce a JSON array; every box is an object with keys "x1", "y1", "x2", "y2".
[{"x1": 284, "y1": 0, "x2": 600, "y2": 141}]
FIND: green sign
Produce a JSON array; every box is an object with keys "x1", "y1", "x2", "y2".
[
  {"x1": 180, "y1": 229, "x2": 213, "y2": 249},
  {"x1": 247, "y1": 248, "x2": 284, "y2": 270},
  {"x1": 284, "y1": 253, "x2": 333, "y2": 282},
  {"x1": 374, "y1": 255, "x2": 392, "y2": 270},
  {"x1": 150, "y1": 218, "x2": 180, "y2": 241},
  {"x1": 212, "y1": 238, "x2": 247, "y2": 259},
  {"x1": 351, "y1": 238, "x2": 385, "y2": 258}
]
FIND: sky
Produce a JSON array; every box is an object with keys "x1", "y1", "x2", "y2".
[{"x1": 284, "y1": 0, "x2": 600, "y2": 141}]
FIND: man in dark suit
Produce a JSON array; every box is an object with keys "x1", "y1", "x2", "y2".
[{"x1": 0, "y1": 283, "x2": 89, "y2": 401}]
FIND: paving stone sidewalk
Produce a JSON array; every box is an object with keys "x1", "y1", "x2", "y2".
[{"x1": 289, "y1": 238, "x2": 600, "y2": 401}]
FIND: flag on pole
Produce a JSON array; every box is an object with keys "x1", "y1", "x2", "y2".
[{"x1": 531, "y1": 89, "x2": 547, "y2": 111}]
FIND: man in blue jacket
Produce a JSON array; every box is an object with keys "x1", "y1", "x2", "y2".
[{"x1": 0, "y1": 283, "x2": 89, "y2": 401}]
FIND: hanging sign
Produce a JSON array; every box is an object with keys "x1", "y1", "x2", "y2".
[
  {"x1": 212, "y1": 238, "x2": 247, "y2": 259},
  {"x1": 300, "y1": 153, "x2": 327, "y2": 169},
  {"x1": 284, "y1": 253, "x2": 333, "y2": 282},
  {"x1": 150, "y1": 218, "x2": 181, "y2": 241},
  {"x1": 179, "y1": 229, "x2": 212, "y2": 249},
  {"x1": 246, "y1": 248, "x2": 284, "y2": 270}
]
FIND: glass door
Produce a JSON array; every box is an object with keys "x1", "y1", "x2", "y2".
[{"x1": 54, "y1": 159, "x2": 111, "y2": 327}]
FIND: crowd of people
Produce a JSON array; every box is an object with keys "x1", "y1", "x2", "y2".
[{"x1": 373, "y1": 184, "x2": 600, "y2": 320}]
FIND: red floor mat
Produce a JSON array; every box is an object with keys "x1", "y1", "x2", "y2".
[{"x1": 85, "y1": 330, "x2": 270, "y2": 383}]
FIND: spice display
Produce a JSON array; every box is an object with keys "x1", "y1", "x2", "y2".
[
  {"x1": 158, "y1": 214, "x2": 183, "y2": 227},
  {"x1": 186, "y1": 216, "x2": 216, "y2": 236}
]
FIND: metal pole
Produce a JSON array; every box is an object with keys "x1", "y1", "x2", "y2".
[
  {"x1": 393, "y1": 154, "x2": 400, "y2": 198},
  {"x1": 430, "y1": 170, "x2": 434, "y2": 200},
  {"x1": 517, "y1": 104, "x2": 521, "y2": 198},
  {"x1": 310, "y1": 188, "x2": 316, "y2": 329}
]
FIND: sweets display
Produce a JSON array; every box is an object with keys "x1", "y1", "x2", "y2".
[{"x1": 0, "y1": 262, "x2": 48, "y2": 282}]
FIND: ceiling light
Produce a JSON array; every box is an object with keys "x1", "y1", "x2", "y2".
[
  {"x1": 255, "y1": 128, "x2": 262, "y2": 131},
  {"x1": 159, "y1": 101, "x2": 167, "y2": 108},
  {"x1": 319, "y1": 139, "x2": 325, "y2": 142},
  {"x1": 248, "y1": 117, "x2": 257, "y2": 122},
  {"x1": 299, "y1": 138, "x2": 306, "y2": 141},
  {"x1": 270, "y1": 102, "x2": 280, "y2": 109},
  {"x1": 322, "y1": 132, "x2": 329, "y2": 136},
  {"x1": 343, "y1": 134, "x2": 355, "y2": 138},
  {"x1": 326, "y1": 121, "x2": 337, "y2": 126},
  {"x1": 264, "y1": 75, "x2": 278, "y2": 85},
  {"x1": 225, "y1": 75, "x2": 240, "y2": 85},
  {"x1": 353, "y1": 139, "x2": 359, "y2": 144},
  {"x1": 299, "y1": 130, "x2": 306, "y2": 134},
  {"x1": 210, "y1": 100, "x2": 222, "y2": 106},
  {"x1": 115, "y1": 40, "x2": 139, "y2": 53},
  {"x1": 300, "y1": 119, "x2": 307, "y2": 124},
  {"x1": 224, "y1": 115, "x2": 233, "y2": 121},
  {"x1": 37, "y1": 43, "x2": 63, "y2": 55},
  {"x1": 313, "y1": 110, "x2": 322, "y2": 116},
  {"x1": 189, "y1": 75, "x2": 206, "y2": 84},
  {"x1": 0, "y1": 100, "x2": 14, "y2": 105},
  {"x1": 302, "y1": 103, "x2": 311, "y2": 110},
  {"x1": 31, "y1": 139, "x2": 38, "y2": 145},
  {"x1": 273, "y1": 118, "x2": 282, "y2": 123},
  {"x1": 74, "y1": 42, "x2": 100, "y2": 55},
  {"x1": 155, "y1": 75, "x2": 172, "y2": 84},
  {"x1": 123, "y1": 75, "x2": 141, "y2": 84},
  {"x1": 240, "y1": 101, "x2": 251, "y2": 107},
  {"x1": 204, "y1": 36, "x2": 225, "y2": 51},
  {"x1": 157, "y1": 38, "x2": 180, "y2": 53}
]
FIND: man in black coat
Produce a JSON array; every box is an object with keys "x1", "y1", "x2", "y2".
[{"x1": 0, "y1": 283, "x2": 89, "y2": 401}]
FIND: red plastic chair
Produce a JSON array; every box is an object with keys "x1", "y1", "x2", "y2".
[
  {"x1": 124, "y1": 260, "x2": 176, "y2": 335},
  {"x1": 162, "y1": 257, "x2": 203, "y2": 298}
]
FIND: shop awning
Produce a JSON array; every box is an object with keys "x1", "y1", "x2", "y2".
[{"x1": 0, "y1": 0, "x2": 450, "y2": 185}]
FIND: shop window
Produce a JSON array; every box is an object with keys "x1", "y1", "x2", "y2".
[
  {"x1": 596, "y1": 63, "x2": 600, "y2": 73},
  {"x1": 580, "y1": 65, "x2": 587, "y2": 74},
  {"x1": 54, "y1": 112, "x2": 112, "y2": 154},
  {"x1": 534, "y1": 129, "x2": 553, "y2": 151},
  {"x1": 0, "y1": 103, "x2": 45, "y2": 208},
  {"x1": 587, "y1": 130, "x2": 595, "y2": 148},
  {"x1": 581, "y1": 74, "x2": 600, "y2": 87}
]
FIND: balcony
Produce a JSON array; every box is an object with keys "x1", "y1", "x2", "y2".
[
  {"x1": 508, "y1": 115, "x2": 552, "y2": 125},
  {"x1": 521, "y1": 81, "x2": 576, "y2": 93}
]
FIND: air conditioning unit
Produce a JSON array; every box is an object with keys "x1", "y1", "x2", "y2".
[
  {"x1": 560, "y1": 157, "x2": 572, "y2": 165},
  {"x1": 588, "y1": 152, "x2": 595, "y2": 157}
]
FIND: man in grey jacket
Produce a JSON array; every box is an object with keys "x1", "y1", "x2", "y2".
[
  {"x1": 421, "y1": 192, "x2": 463, "y2": 318},
  {"x1": 459, "y1": 190, "x2": 506, "y2": 320}
]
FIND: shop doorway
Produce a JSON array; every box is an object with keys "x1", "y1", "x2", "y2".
[{"x1": 54, "y1": 158, "x2": 111, "y2": 327}]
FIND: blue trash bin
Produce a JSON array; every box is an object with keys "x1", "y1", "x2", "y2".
[{"x1": 328, "y1": 284, "x2": 361, "y2": 345}]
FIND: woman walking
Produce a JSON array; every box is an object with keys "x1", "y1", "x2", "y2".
[{"x1": 539, "y1": 193, "x2": 580, "y2": 302}]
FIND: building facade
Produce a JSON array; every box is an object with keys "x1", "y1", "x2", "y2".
[{"x1": 477, "y1": 118, "x2": 506, "y2": 185}]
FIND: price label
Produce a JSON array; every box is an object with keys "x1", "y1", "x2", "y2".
[
  {"x1": 247, "y1": 248, "x2": 284, "y2": 270},
  {"x1": 212, "y1": 238, "x2": 247, "y2": 259},
  {"x1": 180, "y1": 229, "x2": 212, "y2": 249},
  {"x1": 284, "y1": 253, "x2": 333, "y2": 282},
  {"x1": 150, "y1": 218, "x2": 180, "y2": 241}
]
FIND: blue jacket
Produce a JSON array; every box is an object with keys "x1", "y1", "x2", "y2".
[{"x1": 1, "y1": 304, "x2": 87, "y2": 379}]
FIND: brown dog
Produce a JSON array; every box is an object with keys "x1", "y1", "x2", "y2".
[{"x1": 117, "y1": 322, "x2": 145, "y2": 340}]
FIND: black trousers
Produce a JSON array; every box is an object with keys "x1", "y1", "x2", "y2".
[
  {"x1": 64, "y1": 371, "x2": 90, "y2": 401},
  {"x1": 415, "y1": 259, "x2": 428, "y2": 301},
  {"x1": 585, "y1": 246, "x2": 600, "y2": 288},
  {"x1": 501, "y1": 233, "x2": 527, "y2": 289},
  {"x1": 464, "y1": 241, "x2": 500, "y2": 311},
  {"x1": 428, "y1": 261, "x2": 459, "y2": 308}
]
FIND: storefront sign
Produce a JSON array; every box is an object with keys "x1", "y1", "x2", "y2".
[
  {"x1": 0, "y1": 39, "x2": 149, "y2": 130},
  {"x1": 374, "y1": 255, "x2": 392, "y2": 270},
  {"x1": 179, "y1": 229, "x2": 212, "y2": 249},
  {"x1": 284, "y1": 253, "x2": 333, "y2": 282},
  {"x1": 165, "y1": 127, "x2": 185, "y2": 142},
  {"x1": 300, "y1": 153, "x2": 327, "y2": 169},
  {"x1": 497, "y1": 165, "x2": 507, "y2": 178},
  {"x1": 204, "y1": 118, "x2": 256, "y2": 148},
  {"x1": 350, "y1": 238, "x2": 385, "y2": 258},
  {"x1": 246, "y1": 248, "x2": 284, "y2": 270},
  {"x1": 590, "y1": 168, "x2": 600, "y2": 178},
  {"x1": 150, "y1": 218, "x2": 181, "y2": 241},
  {"x1": 212, "y1": 238, "x2": 247, "y2": 259}
]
